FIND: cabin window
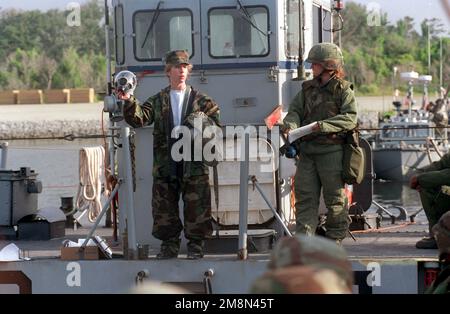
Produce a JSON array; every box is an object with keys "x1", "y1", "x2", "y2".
[
  {"x1": 115, "y1": 5, "x2": 125, "y2": 64},
  {"x1": 285, "y1": 0, "x2": 300, "y2": 58},
  {"x1": 134, "y1": 9, "x2": 193, "y2": 61},
  {"x1": 322, "y1": 8, "x2": 332, "y2": 42},
  {"x1": 312, "y1": 5, "x2": 321, "y2": 45},
  {"x1": 208, "y1": 6, "x2": 269, "y2": 58},
  {"x1": 312, "y1": 5, "x2": 333, "y2": 44}
]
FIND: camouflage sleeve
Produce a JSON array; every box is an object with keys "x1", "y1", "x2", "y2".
[
  {"x1": 318, "y1": 86, "x2": 357, "y2": 133},
  {"x1": 282, "y1": 91, "x2": 304, "y2": 131},
  {"x1": 420, "y1": 152, "x2": 450, "y2": 172},
  {"x1": 199, "y1": 94, "x2": 221, "y2": 127},
  {"x1": 123, "y1": 95, "x2": 155, "y2": 128}
]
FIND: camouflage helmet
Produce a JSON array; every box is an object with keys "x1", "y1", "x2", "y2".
[
  {"x1": 268, "y1": 235, "x2": 353, "y2": 289},
  {"x1": 432, "y1": 211, "x2": 450, "y2": 256},
  {"x1": 306, "y1": 43, "x2": 344, "y2": 70},
  {"x1": 250, "y1": 266, "x2": 352, "y2": 294}
]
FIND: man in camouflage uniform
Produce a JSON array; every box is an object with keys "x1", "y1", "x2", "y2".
[
  {"x1": 410, "y1": 152, "x2": 450, "y2": 249},
  {"x1": 121, "y1": 50, "x2": 220, "y2": 259},
  {"x1": 250, "y1": 234, "x2": 353, "y2": 293},
  {"x1": 282, "y1": 43, "x2": 358, "y2": 242},
  {"x1": 426, "y1": 211, "x2": 450, "y2": 293}
]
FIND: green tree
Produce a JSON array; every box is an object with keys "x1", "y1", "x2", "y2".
[{"x1": 0, "y1": 0, "x2": 106, "y2": 91}]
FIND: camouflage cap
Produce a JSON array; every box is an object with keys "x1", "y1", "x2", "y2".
[
  {"x1": 165, "y1": 50, "x2": 191, "y2": 66},
  {"x1": 268, "y1": 235, "x2": 353, "y2": 289},
  {"x1": 432, "y1": 211, "x2": 450, "y2": 255},
  {"x1": 250, "y1": 266, "x2": 352, "y2": 294}
]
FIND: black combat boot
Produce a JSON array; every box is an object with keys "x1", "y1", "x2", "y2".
[
  {"x1": 416, "y1": 236, "x2": 438, "y2": 249},
  {"x1": 187, "y1": 240, "x2": 204, "y2": 259},
  {"x1": 156, "y1": 238, "x2": 180, "y2": 259}
]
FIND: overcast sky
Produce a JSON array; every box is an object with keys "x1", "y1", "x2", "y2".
[
  {"x1": 0, "y1": 0, "x2": 448, "y2": 32},
  {"x1": 348, "y1": 0, "x2": 449, "y2": 32}
]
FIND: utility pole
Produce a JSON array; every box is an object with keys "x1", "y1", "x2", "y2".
[
  {"x1": 440, "y1": 36, "x2": 443, "y2": 94},
  {"x1": 427, "y1": 21, "x2": 431, "y2": 75}
]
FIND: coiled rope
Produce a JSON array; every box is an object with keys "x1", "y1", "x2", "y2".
[{"x1": 75, "y1": 146, "x2": 105, "y2": 222}]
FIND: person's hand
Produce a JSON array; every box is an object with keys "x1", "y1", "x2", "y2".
[
  {"x1": 117, "y1": 89, "x2": 131, "y2": 101},
  {"x1": 281, "y1": 128, "x2": 290, "y2": 141},
  {"x1": 409, "y1": 175, "x2": 419, "y2": 190},
  {"x1": 312, "y1": 122, "x2": 320, "y2": 132}
]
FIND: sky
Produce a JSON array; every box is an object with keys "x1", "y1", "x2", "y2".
[
  {"x1": 0, "y1": 0, "x2": 92, "y2": 11},
  {"x1": 347, "y1": 0, "x2": 450, "y2": 32},
  {"x1": 0, "y1": 0, "x2": 448, "y2": 32}
]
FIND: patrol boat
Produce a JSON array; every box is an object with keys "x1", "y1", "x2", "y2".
[
  {"x1": 0, "y1": 0, "x2": 440, "y2": 294},
  {"x1": 371, "y1": 72, "x2": 449, "y2": 181}
]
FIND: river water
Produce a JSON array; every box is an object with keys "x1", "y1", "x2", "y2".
[
  {"x1": 5, "y1": 139, "x2": 103, "y2": 210},
  {"x1": 3, "y1": 139, "x2": 427, "y2": 222}
]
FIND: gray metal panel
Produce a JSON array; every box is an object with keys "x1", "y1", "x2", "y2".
[
  {"x1": 373, "y1": 148, "x2": 440, "y2": 182},
  {"x1": 0, "y1": 258, "x2": 268, "y2": 294},
  {"x1": 12, "y1": 180, "x2": 38, "y2": 225},
  {"x1": 351, "y1": 260, "x2": 418, "y2": 294},
  {"x1": 0, "y1": 257, "x2": 422, "y2": 294},
  {"x1": 134, "y1": 70, "x2": 280, "y2": 125},
  {"x1": 34, "y1": 207, "x2": 66, "y2": 223},
  {"x1": 117, "y1": 124, "x2": 157, "y2": 247},
  {"x1": 189, "y1": 70, "x2": 279, "y2": 124},
  {"x1": 133, "y1": 126, "x2": 154, "y2": 246},
  {"x1": 0, "y1": 181, "x2": 11, "y2": 225}
]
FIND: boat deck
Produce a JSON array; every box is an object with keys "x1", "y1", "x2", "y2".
[
  {"x1": 0, "y1": 223, "x2": 437, "y2": 261},
  {"x1": 0, "y1": 222, "x2": 437, "y2": 261},
  {"x1": 0, "y1": 222, "x2": 439, "y2": 294}
]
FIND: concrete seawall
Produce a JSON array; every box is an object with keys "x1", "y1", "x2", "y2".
[
  {"x1": 0, "y1": 96, "x2": 427, "y2": 139},
  {"x1": 0, "y1": 103, "x2": 107, "y2": 140}
]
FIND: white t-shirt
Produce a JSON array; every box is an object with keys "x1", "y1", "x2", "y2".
[{"x1": 170, "y1": 89, "x2": 186, "y2": 127}]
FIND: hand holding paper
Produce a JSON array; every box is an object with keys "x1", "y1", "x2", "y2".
[{"x1": 288, "y1": 122, "x2": 319, "y2": 143}]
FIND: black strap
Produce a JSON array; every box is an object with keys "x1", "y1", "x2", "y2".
[
  {"x1": 180, "y1": 85, "x2": 192, "y2": 123},
  {"x1": 182, "y1": 85, "x2": 198, "y2": 123}
]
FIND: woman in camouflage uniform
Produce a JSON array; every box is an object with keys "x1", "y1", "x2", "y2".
[
  {"x1": 282, "y1": 43, "x2": 357, "y2": 243},
  {"x1": 121, "y1": 50, "x2": 220, "y2": 259}
]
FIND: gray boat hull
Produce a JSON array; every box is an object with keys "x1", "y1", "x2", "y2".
[{"x1": 373, "y1": 148, "x2": 441, "y2": 182}]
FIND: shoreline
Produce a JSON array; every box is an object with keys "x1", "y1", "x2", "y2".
[
  {"x1": 0, "y1": 103, "x2": 107, "y2": 140},
  {"x1": 0, "y1": 96, "x2": 426, "y2": 139}
]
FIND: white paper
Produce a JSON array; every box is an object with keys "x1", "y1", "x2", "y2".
[
  {"x1": 288, "y1": 122, "x2": 317, "y2": 143},
  {"x1": 0, "y1": 243, "x2": 20, "y2": 261},
  {"x1": 62, "y1": 239, "x2": 96, "y2": 247}
]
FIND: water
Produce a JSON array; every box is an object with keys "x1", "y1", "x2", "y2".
[
  {"x1": 5, "y1": 139, "x2": 103, "y2": 210},
  {"x1": 370, "y1": 180, "x2": 427, "y2": 223},
  {"x1": 4, "y1": 139, "x2": 427, "y2": 222}
]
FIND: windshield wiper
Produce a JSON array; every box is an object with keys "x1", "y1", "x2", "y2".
[
  {"x1": 141, "y1": 1, "x2": 163, "y2": 49},
  {"x1": 236, "y1": 0, "x2": 268, "y2": 37}
]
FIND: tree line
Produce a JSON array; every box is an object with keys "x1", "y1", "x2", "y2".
[
  {"x1": 0, "y1": 1, "x2": 448, "y2": 96},
  {"x1": 339, "y1": 2, "x2": 449, "y2": 96},
  {"x1": 0, "y1": 0, "x2": 106, "y2": 92}
]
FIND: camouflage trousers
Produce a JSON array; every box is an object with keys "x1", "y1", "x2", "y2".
[
  {"x1": 152, "y1": 174, "x2": 212, "y2": 242},
  {"x1": 294, "y1": 150, "x2": 348, "y2": 240},
  {"x1": 418, "y1": 168, "x2": 450, "y2": 233}
]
